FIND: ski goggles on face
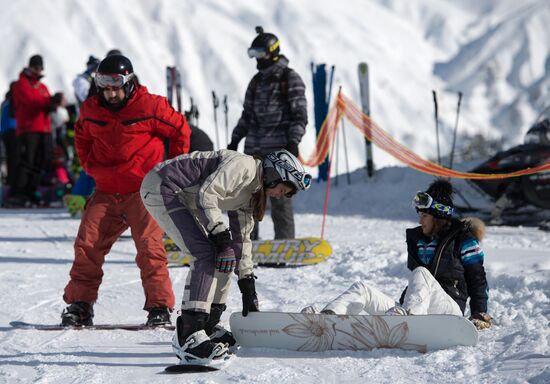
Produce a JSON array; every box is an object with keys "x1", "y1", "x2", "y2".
[
  {"x1": 412, "y1": 191, "x2": 454, "y2": 216},
  {"x1": 247, "y1": 47, "x2": 268, "y2": 59},
  {"x1": 95, "y1": 73, "x2": 134, "y2": 89}
]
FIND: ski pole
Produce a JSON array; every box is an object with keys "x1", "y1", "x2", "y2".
[
  {"x1": 432, "y1": 90, "x2": 441, "y2": 166},
  {"x1": 212, "y1": 91, "x2": 220, "y2": 150},
  {"x1": 223, "y1": 95, "x2": 228, "y2": 146},
  {"x1": 340, "y1": 106, "x2": 351, "y2": 184},
  {"x1": 320, "y1": 97, "x2": 340, "y2": 240},
  {"x1": 449, "y1": 91, "x2": 463, "y2": 169}
]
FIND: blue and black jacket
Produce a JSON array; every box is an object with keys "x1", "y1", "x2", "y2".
[{"x1": 401, "y1": 218, "x2": 489, "y2": 315}]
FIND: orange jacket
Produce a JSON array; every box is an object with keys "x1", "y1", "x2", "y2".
[
  {"x1": 75, "y1": 85, "x2": 191, "y2": 194},
  {"x1": 12, "y1": 70, "x2": 52, "y2": 135}
]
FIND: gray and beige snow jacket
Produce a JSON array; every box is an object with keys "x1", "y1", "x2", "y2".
[
  {"x1": 148, "y1": 150, "x2": 263, "y2": 275},
  {"x1": 231, "y1": 56, "x2": 307, "y2": 155}
]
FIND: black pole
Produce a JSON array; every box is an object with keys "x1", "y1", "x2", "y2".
[
  {"x1": 223, "y1": 95, "x2": 228, "y2": 146},
  {"x1": 449, "y1": 91, "x2": 463, "y2": 169},
  {"x1": 432, "y1": 90, "x2": 441, "y2": 165},
  {"x1": 212, "y1": 91, "x2": 220, "y2": 150}
]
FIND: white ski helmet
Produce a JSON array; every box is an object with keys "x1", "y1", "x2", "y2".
[{"x1": 262, "y1": 149, "x2": 312, "y2": 193}]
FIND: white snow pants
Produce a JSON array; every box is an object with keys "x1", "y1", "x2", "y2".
[{"x1": 322, "y1": 267, "x2": 462, "y2": 316}]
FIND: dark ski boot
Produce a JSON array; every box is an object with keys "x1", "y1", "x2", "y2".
[
  {"x1": 146, "y1": 307, "x2": 172, "y2": 326},
  {"x1": 61, "y1": 301, "x2": 94, "y2": 326}
]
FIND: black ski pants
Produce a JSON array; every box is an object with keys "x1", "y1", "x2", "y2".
[
  {"x1": 12, "y1": 132, "x2": 53, "y2": 199},
  {"x1": 1, "y1": 130, "x2": 19, "y2": 189}
]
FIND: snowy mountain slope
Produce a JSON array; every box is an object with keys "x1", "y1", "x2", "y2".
[{"x1": 0, "y1": 0, "x2": 548, "y2": 176}]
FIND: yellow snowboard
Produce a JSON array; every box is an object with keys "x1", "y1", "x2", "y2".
[{"x1": 164, "y1": 237, "x2": 332, "y2": 267}]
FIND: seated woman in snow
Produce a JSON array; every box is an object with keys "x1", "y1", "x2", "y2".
[{"x1": 304, "y1": 179, "x2": 492, "y2": 330}]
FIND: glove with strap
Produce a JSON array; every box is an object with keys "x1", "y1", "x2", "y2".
[
  {"x1": 237, "y1": 274, "x2": 259, "y2": 317},
  {"x1": 208, "y1": 229, "x2": 236, "y2": 273},
  {"x1": 470, "y1": 312, "x2": 492, "y2": 330}
]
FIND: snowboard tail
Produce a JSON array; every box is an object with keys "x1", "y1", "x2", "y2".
[
  {"x1": 10, "y1": 321, "x2": 175, "y2": 331},
  {"x1": 165, "y1": 237, "x2": 332, "y2": 267},
  {"x1": 164, "y1": 364, "x2": 219, "y2": 373},
  {"x1": 229, "y1": 312, "x2": 478, "y2": 352}
]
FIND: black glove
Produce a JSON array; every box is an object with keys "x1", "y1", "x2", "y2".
[
  {"x1": 227, "y1": 140, "x2": 239, "y2": 151},
  {"x1": 470, "y1": 312, "x2": 492, "y2": 330},
  {"x1": 208, "y1": 229, "x2": 236, "y2": 273},
  {"x1": 286, "y1": 142, "x2": 299, "y2": 157},
  {"x1": 237, "y1": 274, "x2": 259, "y2": 317}
]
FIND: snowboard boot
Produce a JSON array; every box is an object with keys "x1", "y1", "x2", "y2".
[
  {"x1": 146, "y1": 307, "x2": 172, "y2": 326},
  {"x1": 205, "y1": 304, "x2": 237, "y2": 349},
  {"x1": 61, "y1": 301, "x2": 94, "y2": 326},
  {"x1": 172, "y1": 310, "x2": 229, "y2": 365}
]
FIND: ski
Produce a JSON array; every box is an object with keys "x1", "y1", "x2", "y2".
[
  {"x1": 358, "y1": 62, "x2": 374, "y2": 177},
  {"x1": 166, "y1": 66, "x2": 175, "y2": 107},
  {"x1": 175, "y1": 66, "x2": 182, "y2": 113},
  {"x1": 10, "y1": 321, "x2": 175, "y2": 331}
]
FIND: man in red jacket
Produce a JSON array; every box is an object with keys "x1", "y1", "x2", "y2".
[
  {"x1": 8, "y1": 55, "x2": 65, "y2": 206},
  {"x1": 61, "y1": 54, "x2": 191, "y2": 327}
]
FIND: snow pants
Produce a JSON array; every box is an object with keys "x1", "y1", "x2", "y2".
[
  {"x1": 63, "y1": 191, "x2": 175, "y2": 310},
  {"x1": 251, "y1": 195, "x2": 294, "y2": 240},
  {"x1": 323, "y1": 267, "x2": 462, "y2": 316},
  {"x1": 12, "y1": 132, "x2": 52, "y2": 200},
  {"x1": 140, "y1": 171, "x2": 240, "y2": 314}
]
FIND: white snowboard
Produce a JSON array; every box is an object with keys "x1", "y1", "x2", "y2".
[{"x1": 229, "y1": 312, "x2": 477, "y2": 353}]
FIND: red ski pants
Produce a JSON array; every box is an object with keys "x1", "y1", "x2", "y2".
[{"x1": 63, "y1": 191, "x2": 175, "y2": 310}]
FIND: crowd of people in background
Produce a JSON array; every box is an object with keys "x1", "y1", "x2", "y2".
[{"x1": 0, "y1": 48, "x2": 216, "y2": 210}]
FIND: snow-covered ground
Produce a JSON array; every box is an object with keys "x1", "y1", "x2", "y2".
[{"x1": 0, "y1": 166, "x2": 548, "y2": 383}]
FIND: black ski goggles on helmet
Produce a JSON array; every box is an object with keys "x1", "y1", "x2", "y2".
[
  {"x1": 412, "y1": 191, "x2": 454, "y2": 217},
  {"x1": 95, "y1": 73, "x2": 134, "y2": 89}
]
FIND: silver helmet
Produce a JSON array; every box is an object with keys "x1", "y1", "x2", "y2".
[{"x1": 262, "y1": 149, "x2": 312, "y2": 193}]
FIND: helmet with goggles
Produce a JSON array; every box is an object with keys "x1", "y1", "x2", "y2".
[
  {"x1": 95, "y1": 54, "x2": 135, "y2": 90},
  {"x1": 247, "y1": 26, "x2": 280, "y2": 59},
  {"x1": 262, "y1": 149, "x2": 312, "y2": 197}
]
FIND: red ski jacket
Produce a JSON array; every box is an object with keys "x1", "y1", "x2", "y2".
[
  {"x1": 75, "y1": 85, "x2": 191, "y2": 194},
  {"x1": 11, "y1": 70, "x2": 52, "y2": 135}
]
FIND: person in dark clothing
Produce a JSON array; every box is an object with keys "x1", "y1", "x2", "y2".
[
  {"x1": 227, "y1": 26, "x2": 308, "y2": 240},
  {"x1": 305, "y1": 179, "x2": 492, "y2": 331},
  {"x1": 8, "y1": 55, "x2": 66, "y2": 207},
  {"x1": 0, "y1": 83, "x2": 18, "y2": 191},
  {"x1": 189, "y1": 125, "x2": 214, "y2": 152}
]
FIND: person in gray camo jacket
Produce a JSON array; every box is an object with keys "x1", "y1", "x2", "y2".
[
  {"x1": 140, "y1": 149, "x2": 311, "y2": 366},
  {"x1": 228, "y1": 26, "x2": 308, "y2": 241}
]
